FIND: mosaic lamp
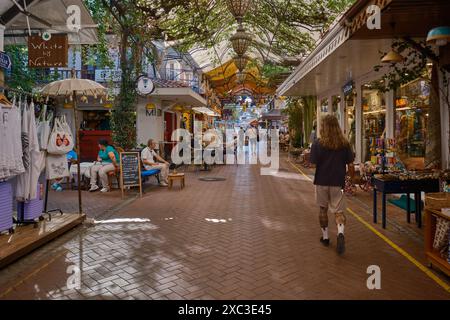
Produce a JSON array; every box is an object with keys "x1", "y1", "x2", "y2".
[
  {"x1": 426, "y1": 26, "x2": 450, "y2": 46},
  {"x1": 230, "y1": 25, "x2": 252, "y2": 55}
]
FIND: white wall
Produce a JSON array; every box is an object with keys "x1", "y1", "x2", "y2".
[{"x1": 136, "y1": 97, "x2": 164, "y2": 146}]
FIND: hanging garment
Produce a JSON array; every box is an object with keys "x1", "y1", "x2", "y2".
[
  {"x1": 46, "y1": 153, "x2": 69, "y2": 180},
  {"x1": 16, "y1": 102, "x2": 41, "y2": 201},
  {"x1": 0, "y1": 98, "x2": 25, "y2": 180},
  {"x1": 36, "y1": 104, "x2": 52, "y2": 151}
]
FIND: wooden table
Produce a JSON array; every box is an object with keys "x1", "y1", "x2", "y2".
[
  {"x1": 372, "y1": 177, "x2": 440, "y2": 229},
  {"x1": 168, "y1": 173, "x2": 185, "y2": 190}
]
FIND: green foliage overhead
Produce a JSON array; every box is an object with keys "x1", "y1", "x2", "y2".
[{"x1": 4, "y1": 45, "x2": 59, "y2": 93}]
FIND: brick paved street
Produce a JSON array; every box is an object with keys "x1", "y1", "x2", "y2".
[{"x1": 0, "y1": 154, "x2": 449, "y2": 300}]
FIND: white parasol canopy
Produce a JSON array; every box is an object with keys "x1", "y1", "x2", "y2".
[
  {"x1": 40, "y1": 74, "x2": 107, "y2": 215},
  {"x1": 40, "y1": 77, "x2": 106, "y2": 96}
]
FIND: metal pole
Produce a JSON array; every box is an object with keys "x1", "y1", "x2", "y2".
[{"x1": 73, "y1": 90, "x2": 82, "y2": 214}]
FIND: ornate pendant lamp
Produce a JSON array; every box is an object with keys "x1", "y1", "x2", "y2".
[
  {"x1": 226, "y1": 0, "x2": 252, "y2": 23},
  {"x1": 230, "y1": 25, "x2": 252, "y2": 55},
  {"x1": 233, "y1": 55, "x2": 249, "y2": 72}
]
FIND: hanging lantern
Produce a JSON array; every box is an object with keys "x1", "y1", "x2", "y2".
[
  {"x1": 173, "y1": 104, "x2": 184, "y2": 112},
  {"x1": 146, "y1": 103, "x2": 156, "y2": 110},
  {"x1": 426, "y1": 26, "x2": 450, "y2": 46},
  {"x1": 230, "y1": 25, "x2": 252, "y2": 55},
  {"x1": 226, "y1": 0, "x2": 252, "y2": 23},
  {"x1": 233, "y1": 55, "x2": 249, "y2": 72},
  {"x1": 381, "y1": 50, "x2": 404, "y2": 63}
]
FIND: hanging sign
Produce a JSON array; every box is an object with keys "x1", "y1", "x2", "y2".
[
  {"x1": 0, "y1": 51, "x2": 11, "y2": 70},
  {"x1": 28, "y1": 35, "x2": 68, "y2": 68},
  {"x1": 342, "y1": 80, "x2": 354, "y2": 96},
  {"x1": 119, "y1": 152, "x2": 142, "y2": 198}
]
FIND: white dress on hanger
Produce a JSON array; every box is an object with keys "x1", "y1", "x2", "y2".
[
  {"x1": 16, "y1": 101, "x2": 41, "y2": 201},
  {"x1": 0, "y1": 98, "x2": 25, "y2": 180}
]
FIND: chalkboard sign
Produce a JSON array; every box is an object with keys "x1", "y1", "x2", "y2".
[{"x1": 119, "y1": 152, "x2": 142, "y2": 198}]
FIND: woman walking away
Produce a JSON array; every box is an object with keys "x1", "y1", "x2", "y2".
[{"x1": 310, "y1": 115, "x2": 354, "y2": 255}]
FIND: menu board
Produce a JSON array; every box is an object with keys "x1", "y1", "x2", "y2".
[
  {"x1": 28, "y1": 35, "x2": 68, "y2": 68},
  {"x1": 119, "y1": 152, "x2": 142, "y2": 198}
]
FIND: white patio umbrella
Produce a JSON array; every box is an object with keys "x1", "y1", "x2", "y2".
[{"x1": 40, "y1": 71, "x2": 107, "y2": 215}]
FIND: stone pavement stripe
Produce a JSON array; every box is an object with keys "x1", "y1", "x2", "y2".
[
  {"x1": 347, "y1": 207, "x2": 450, "y2": 293},
  {"x1": 288, "y1": 159, "x2": 450, "y2": 294}
]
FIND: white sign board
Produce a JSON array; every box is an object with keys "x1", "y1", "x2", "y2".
[{"x1": 95, "y1": 69, "x2": 122, "y2": 82}]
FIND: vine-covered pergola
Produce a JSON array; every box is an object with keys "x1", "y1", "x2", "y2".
[{"x1": 83, "y1": 0, "x2": 355, "y2": 148}]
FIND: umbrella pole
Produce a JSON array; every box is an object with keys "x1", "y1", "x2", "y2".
[{"x1": 73, "y1": 90, "x2": 82, "y2": 215}]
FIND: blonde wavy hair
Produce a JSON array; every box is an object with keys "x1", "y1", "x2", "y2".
[{"x1": 319, "y1": 115, "x2": 350, "y2": 150}]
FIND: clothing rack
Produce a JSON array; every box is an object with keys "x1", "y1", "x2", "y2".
[{"x1": 0, "y1": 89, "x2": 64, "y2": 226}]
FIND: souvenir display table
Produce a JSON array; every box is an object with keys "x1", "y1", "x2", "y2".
[{"x1": 372, "y1": 174, "x2": 440, "y2": 229}]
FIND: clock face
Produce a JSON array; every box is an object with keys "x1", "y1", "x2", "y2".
[{"x1": 136, "y1": 76, "x2": 155, "y2": 96}]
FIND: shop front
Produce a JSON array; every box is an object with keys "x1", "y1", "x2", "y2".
[
  {"x1": 277, "y1": 0, "x2": 449, "y2": 170},
  {"x1": 136, "y1": 79, "x2": 207, "y2": 159}
]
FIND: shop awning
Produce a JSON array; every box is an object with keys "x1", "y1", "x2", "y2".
[
  {"x1": 152, "y1": 87, "x2": 207, "y2": 107},
  {"x1": 192, "y1": 107, "x2": 220, "y2": 117},
  {"x1": 1, "y1": 0, "x2": 99, "y2": 45}
]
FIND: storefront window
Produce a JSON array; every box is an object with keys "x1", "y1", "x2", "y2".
[
  {"x1": 320, "y1": 98, "x2": 328, "y2": 114},
  {"x1": 362, "y1": 81, "x2": 386, "y2": 162},
  {"x1": 332, "y1": 95, "x2": 341, "y2": 123},
  {"x1": 394, "y1": 78, "x2": 430, "y2": 170}
]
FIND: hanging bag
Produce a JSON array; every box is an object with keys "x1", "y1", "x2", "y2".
[
  {"x1": 36, "y1": 105, "x2": 52, "y2": 151},
  {"x1": 47, "y1": 116, "x2": 74, "y2": 155}
]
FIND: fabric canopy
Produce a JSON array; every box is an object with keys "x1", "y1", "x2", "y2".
[
  {"x1": 205, "y1": 60, "x2": 276, "y2": 98},
  {"x1": 2, "y1": 0, "x2": 98, "y2": 45}
]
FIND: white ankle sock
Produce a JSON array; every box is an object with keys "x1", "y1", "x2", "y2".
[
  {"x1": 337, "y1": 224, "x2": 345, "y2": 234},
  {"x1": 321, "y1": 227, "x2": 329, "y2": 239}
]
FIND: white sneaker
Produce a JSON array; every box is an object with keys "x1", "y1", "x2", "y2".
[
  {"x1": 89, "y1": 185, "x2": 99, "y2": 192},
  {"x1": 159, "y1": 182, "x2": 168, "y2": 187},
  {"x1": 100, "y1": 187, "x2": 110, "y2": 193}
]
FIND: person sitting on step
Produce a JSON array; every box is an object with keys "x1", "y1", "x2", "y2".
[{"x1": 141, "y1": 139, "x2": 169, "y2": 187}]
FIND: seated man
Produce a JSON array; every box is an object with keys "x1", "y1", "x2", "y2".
[{"x1": 141, "y1": 139, "x2": 169, "y2": 187}]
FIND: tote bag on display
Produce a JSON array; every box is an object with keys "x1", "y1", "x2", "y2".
[
  {"x1": 47, "y1": 116, "x2": 74, "y2": 155},
  {"x1": 36, "y1": 105, "x2": 52, "y2": 151},
  {"x1": 46, "y1": 154, "x2": 69, "y2": 180}
]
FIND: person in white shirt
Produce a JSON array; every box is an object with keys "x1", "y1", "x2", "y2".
[
  {"x1": 246, "y1": 125, "x2": 258, "y2": 155},
  {"x1": 141, "y1": 139, "x2": 169, "y2": 187}
]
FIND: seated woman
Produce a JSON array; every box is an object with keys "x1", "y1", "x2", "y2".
[
  {"x1": 141, "y1": 139, "x2": 169, "y2": 187},
  {"x1": 89, "y1": 139, "x2": 119, "y2": 193}
]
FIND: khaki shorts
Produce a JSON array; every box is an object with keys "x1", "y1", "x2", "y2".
[{"x1": 315, "y1": 185, "x2": 346, "y2": 213}]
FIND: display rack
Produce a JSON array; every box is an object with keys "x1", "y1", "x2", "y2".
[{"x1": 424, "y1": 207, "x2": 450, "y2": 276}]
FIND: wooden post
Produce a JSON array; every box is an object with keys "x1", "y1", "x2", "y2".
[{"x1": 73, "y1": 90, "x2": 82, "y2": 214}]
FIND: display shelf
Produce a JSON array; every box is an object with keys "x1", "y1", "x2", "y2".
[{"x1": 424, "y1": 207, "x2": 450, "y2": 276}]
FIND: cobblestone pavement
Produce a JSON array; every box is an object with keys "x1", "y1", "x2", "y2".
[{"x1": 0, "y1": 154, "x2": 449, "y2": 300}]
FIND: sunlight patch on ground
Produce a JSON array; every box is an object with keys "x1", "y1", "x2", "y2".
[
  {"x1": 93, "y1": 218, "x2": 151, "y2": 224},
  {"x1": 263, "y1": 169, "x2": 313, "y2": 181},
  {"x1": 204, "y1": 218, "x2": 232, "y2": 223}
]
